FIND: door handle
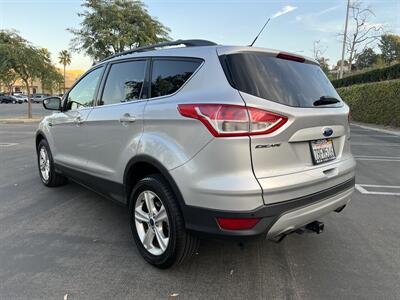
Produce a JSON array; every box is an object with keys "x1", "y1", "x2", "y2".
[{"x1": 119, "y1": 113, "x2": 136, "y2": 123}]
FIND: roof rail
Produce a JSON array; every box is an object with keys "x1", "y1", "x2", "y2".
[{"x1": 100, "y1": 39, "x2": 217, "y2": 62}]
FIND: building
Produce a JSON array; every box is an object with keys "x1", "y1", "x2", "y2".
[{"x1": 2, "y1": 69, "x2": 85, "y2": 95}]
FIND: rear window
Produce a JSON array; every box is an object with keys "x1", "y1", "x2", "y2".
[
  {"x1": 221, "y1": 52, "x2": 341, "y2": 107},
  {"x1": 150, "y1": 59, "x2": 201, "y2": 98}
]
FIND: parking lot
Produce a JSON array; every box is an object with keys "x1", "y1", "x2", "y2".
[
  {"x1": 0, "y1": 103, "x2": 50, "y2": 119},
  {"x1": 0, "y1": 119, "x2": 399, "y2": 299}
]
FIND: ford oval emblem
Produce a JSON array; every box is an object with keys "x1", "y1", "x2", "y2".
[{"x1": 323, "y1": 128, "x2": 333, "y2": 137}]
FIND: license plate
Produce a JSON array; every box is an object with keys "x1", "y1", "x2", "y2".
[{"x1": 310, "y1": 139, "x2": 336, "y2": 164}]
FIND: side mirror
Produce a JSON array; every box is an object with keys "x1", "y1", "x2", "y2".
[{"x1": 43, "y1": 97, "x2": 61, "y2": 111}]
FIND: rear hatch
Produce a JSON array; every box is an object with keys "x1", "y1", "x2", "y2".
[{"x1": 218, "y1": 48, "x2": 355, "y2": 204}]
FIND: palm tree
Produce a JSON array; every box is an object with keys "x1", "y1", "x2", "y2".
[{"x1": 58, "y1": 50, "x2": 71, "y2": 94}]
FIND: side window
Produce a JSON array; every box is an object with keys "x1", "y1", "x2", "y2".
[
  {"x1": 100, "y1": 60, "x2": 147, "y2": 106},
  {"x1": 150, "y1": 59, "x2": 201, "y2": 98},
  {"x1": 66, "y1": 66, "x2": 103, "y2": 110}
]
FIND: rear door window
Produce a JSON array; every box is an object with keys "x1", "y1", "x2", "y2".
[
  {"x1": 221, "y1": 52, "x2": 341, "y2": 107},
  {"x1": 150, "y1": 59, "x2": 201, "y2": 98}
]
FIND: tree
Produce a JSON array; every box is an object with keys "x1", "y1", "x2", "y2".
[
  {"x1": 0, "y1": 30, "x2": 52, "y2": 118},
  {"x1": 338, "y1": 0, "x2": 383, "y2": 72},
  {"x1": 68, "y1": 0, "x2": 170, "y2": 61},
  {"x1": 355, "y1": 47, "x2": 379, "y2": 69},
  {"x1": 0, "y1": 69, "x2": 18, "y2": 94},
  {"x1": 58, "y1": 50, "x2": 71, "y2": 93},
  {"x1": 42, "y1": 65, "x2": 64, "y2": 95},
  {"x1": 317, "y1": 57, "x2": 330, "y2": 74},
  {"x1": 379, "y1": 34, "x2": 400, "y2": 64},
  {"x1": 38, "y1": 48, "x2": 54, "y2": 93}
]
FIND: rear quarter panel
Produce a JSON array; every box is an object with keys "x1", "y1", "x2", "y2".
[{"x1": 138, "y1": 48, "x2": 246, "y2": 171}]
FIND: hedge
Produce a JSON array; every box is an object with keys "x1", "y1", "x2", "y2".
[
  {"x1": 332, "y1": 63, "x2": 400, "y2": 88},
  {"x1": 336, "y1": 79, "x2": 400, "y2": 127}
]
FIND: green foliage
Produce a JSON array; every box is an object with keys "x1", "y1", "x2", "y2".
[
  {"x1": 69, "y1": 0, "x2": 171, "y2": 61},
  {"x1": 34, "y1": 48, "x2": 63, "y2": 94},
  {"x1": 58, "y1": 50, "x2": 72, "y2": 93},
  {"x1": 379, "y1": 34, "x2": 400, "y2": 64},
  {"x1": 331, "y1": 63, "x2": 400, "y2": 88},
  {"x1": 0, "y1": 68, "x2": 18, "y2": 93},
  {"x1": 337, "y1": 80, "x2": 400, "y2": 127},
  {"x1": 58, "y1": 50, "x2": 71, "y2": 67},
  {"x1": 336, "y1": 59, "x2": 349, "y2": 67},
  {"x1": 316, "y1": 57, "x2": 330, "y2": 75},
  {"x1": 355, "y1": 48, "x2": 379, "y2": 70},
  {"x1": 42, "y1": 65, "x2": 64, "y2": 94},
  {"x1": 0, "y1": 30, "x2": 57, "y2": 117},
  {"x1": 0, "y1": 30, "x2": 50, "y2": 84}
]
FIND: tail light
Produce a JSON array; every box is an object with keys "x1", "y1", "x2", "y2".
[
  {"x1": 216, "y1": 217, "x2": 260, "y2": 230},
  {"x1": 177, "y1": 104, "x2": 287, "y2": 137}
]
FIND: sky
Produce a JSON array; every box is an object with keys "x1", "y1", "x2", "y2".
[{"x1": 0, "y1": 0, "x2": 399, "y2": 70}]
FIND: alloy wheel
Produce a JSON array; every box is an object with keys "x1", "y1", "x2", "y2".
[
  {"x1": 134, "y1": 190, "x2": 170, "y2": 256},
  {"x1": 39, "y1": 146, "x2": 50, "y2": 182}
]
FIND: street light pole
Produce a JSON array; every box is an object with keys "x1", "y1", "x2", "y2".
[{"x1": 339, "y1": 0, "x2": 350, "y2": 79}]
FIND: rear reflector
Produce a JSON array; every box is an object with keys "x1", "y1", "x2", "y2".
[
  {"x1": 216, "y1": 217, "x2": 260, "y2": 230},
  {"x1": 178, "y1": 104, "x2": 287, "y2": 137},
  {"x1": 277, "y1": 52, "x2": 305, "y2": 63}
]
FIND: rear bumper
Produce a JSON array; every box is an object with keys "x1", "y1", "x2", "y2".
[{"x1": 183, "y1": 177, "x2": 355, "y2": 239}]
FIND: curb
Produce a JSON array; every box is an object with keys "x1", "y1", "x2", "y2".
[{"x1": 0, "y1": 119, "x2": 42, "y2": 124}]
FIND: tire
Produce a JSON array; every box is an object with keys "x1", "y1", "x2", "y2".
[
  {"x1": 129, "y1": 175, "x2": 199, "y2": 269},
  {"x1": 12, "y1": 100, "x2": 16, "y2": 104},
  {"x1": 37, "y1": 139, "x2": 67, "y2": 187}
]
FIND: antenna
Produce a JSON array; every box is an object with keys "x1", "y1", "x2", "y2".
[{"x1": 249, "y1": 17, "x2": 271, "y2": 47}]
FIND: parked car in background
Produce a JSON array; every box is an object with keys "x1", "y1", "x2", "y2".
[
  {"x1": 12, "y1": 94, "x2": 28, "y2": 103},
  {"x1": 30, "y1": 94, "x2": 48, "y2": 103},
  {"x1": 0, "y1": 93, "x2": 16, "y2": 104},
  {"x1": 10, "y1": 95, "x2": 23, "y2": 104}
]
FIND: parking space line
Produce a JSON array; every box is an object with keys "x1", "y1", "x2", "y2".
[
  {"x1": 355, "y1": 184, "x2": 369, "y2": 194},
  {"x1": 354, "y1": 155, "x2": 400, "y2": 162},
  {"x1": 351, "y1": 142, "x2": 400, "y2": 147},
  {"x1": 355, "y1": 184, "x2": 400, "y2": 196},
  {"x1": 351, "y1": 134, "x2": 399, "y2": 138},
  {"x1": 360, "y1": 184, "x2": 400, "y2": 188},
  {"x1": 0, "y1": 143, "x2": 18, "y2": 147},
  {"x1": 0, "y1": 131, "x2": 35, "y2": 135},
  {"x1": 351, "y1": 124, "x2": 400, "y2": 137}
]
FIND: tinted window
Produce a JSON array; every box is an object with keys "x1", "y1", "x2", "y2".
[
  {"x1": 151, "y1": 59, "x2": 201, "y2": 98},
  {"x1": 222, "y1": 53, "x2": 341, "y2": 107},
  {"x1": 101, "y1": 60, "x2": 147, "y2": 105},
  {"x1": 67, "y1": 67, "x2": 103, "y2": 110}
]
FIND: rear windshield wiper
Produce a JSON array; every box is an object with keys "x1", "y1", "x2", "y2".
[{"x1": 313, "y1": 96, "x2": 340, "y2": 106}]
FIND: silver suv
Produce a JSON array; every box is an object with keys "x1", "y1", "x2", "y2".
[{"x1": 36, "y1": 40, "x2": 356, "y2": 268}]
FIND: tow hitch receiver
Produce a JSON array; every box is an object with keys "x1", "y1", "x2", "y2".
[{"x1": 305, "y1": 221, "x2": 324, "y2": 234}]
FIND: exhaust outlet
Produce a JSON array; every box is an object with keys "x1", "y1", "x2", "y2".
[{"x1": 305, "y1": 221, "x2": 324, "y2": 234}]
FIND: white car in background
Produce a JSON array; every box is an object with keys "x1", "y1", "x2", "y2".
[
  {"x1": 13, "y1": 94, "x2": 28, "y2": 103},
  {"x1": 30, "y1": 94, "x2": 48, "y2": 103}
]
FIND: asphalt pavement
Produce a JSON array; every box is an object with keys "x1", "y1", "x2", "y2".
[
  {"x1": 0, "y1": 102, "x2": 50, "y2": 118},
  {"x1": 0, "y1": 121, "x2": 399, "y2": 299}
]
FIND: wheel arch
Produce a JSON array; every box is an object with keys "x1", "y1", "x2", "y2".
[
  {"x1": 35, "y1": 131, "x2": 47, "y2": 152},
  {"x1": 124, "y1": 155, "x2": 187, "y2": 215}
]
